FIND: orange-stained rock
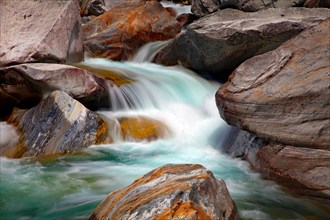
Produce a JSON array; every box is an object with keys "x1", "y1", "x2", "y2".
[
  {"x1": 0, "y1": 0, "x2": 83, "y2": 66},
  {"x1": 216, "y1": 19, "x2": 330, "y2": 149},
  {"x1": 83, "y1": 1, "x2": 180, "y2": 61},
  {"x1": 0, "y1": 91, "x2": 109, "y2": 158},
  {"x1": 119, "y1": 116, "x2": 170, "y2": 141},
  {"x1": 89, "y1": 164, "x2": 240, "y2": 220}
]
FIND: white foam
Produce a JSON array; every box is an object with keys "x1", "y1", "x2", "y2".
[{"x1": 0, "y1": 122, "x2": 20, "y2": 148}]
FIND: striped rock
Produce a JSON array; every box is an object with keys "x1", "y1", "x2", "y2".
[
  {"x1": 0, "y1": 90, "x2": 109, "y2": 158},
  {"x1": 90, "y1": 164, "x2": 239, "y2": 220}
]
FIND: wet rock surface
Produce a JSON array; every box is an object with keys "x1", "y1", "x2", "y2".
[
  {"x1": 0, "y1": 91, "x2": 108, "y2": 158},
  {"x1": 119, "y1": 116, "x2": 170, "y2": 142},
  {"x1": 89, "y1": 164, "x2": 239, "y2": 220}
]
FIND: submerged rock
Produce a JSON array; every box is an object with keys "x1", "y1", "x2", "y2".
[
  {"x1": 119, "y1": 116, "x2": 170, "y2": 142},
  {"x1": 154, "y1": 7, "x2": 329, "y2": 81},
  {"x1": 89, "y1": 164, "x2": 239, "y2": 220},
  {"x1": 0, "y1": 91, "x2": 108, "y2": 158},
  {"x1": 216, "y1": 19, "x2": 330, "y2": 149},
  {"x1": 0, "y1": 0, "x2": 83, "y2": 66},
  {"x1": 0, "y1": 63, "x2": 110, "y2": 118},
  {"x1": 83, "y1": 1, "x2": 180, "y2": 61}
]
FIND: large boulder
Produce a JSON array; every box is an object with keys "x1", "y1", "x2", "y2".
[
  {"x1": 154, "y1": 7, "x2": 329, "y2": 81},
  {"x1": 0, "y1": 91, "x2": 109, "y2": 158},
  {"x1": 222, "y1": 129, "x2": 330, "y2": 203},
  {"x1": 0, "y1": 63, "x2": 110, "y2": 118},
  {"x1": 89, "y1": 164, "x2": 239, "y2": 220},
  {"x1": 83, "y1": 1, "x2": 180, "y2": 61},
  {"x1": 0, "y1": 0, "x2": 83, "y2": 66},
  {"x1": 216, "y1": 19, "x2": 330, "y2": 149}
]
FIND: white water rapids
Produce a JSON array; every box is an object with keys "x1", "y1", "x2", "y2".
[{"x1": 0, "y1": 56, "x2": 329, "y2": 219}]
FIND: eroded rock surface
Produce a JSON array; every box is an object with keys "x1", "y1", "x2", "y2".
[
  {"x1": 155, "y1": 7, "x2": 329, "y2": 80},
  {"x1": 216, "y1": 19, "x2": 330, "y2": 149},
  {"x1": 0, "y1": 91, "x2": 108, "y2": 158},
  {"x1": 0, "y1": 0, "x2": 83, "y2": 66},
  {"x1": 90, "y1": 164, "x2": 239, "y2": 220},
  {"x1": 83, "y1": 1, "x2": 180, "y2": 61}
]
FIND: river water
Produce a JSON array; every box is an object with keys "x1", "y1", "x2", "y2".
[{"x1": 1, "y1": 56, "x2": 329, "y2": 219}]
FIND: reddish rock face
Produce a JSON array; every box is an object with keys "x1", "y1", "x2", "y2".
[
  {"x1": 216, "y1": 19, "x2": 330, "y2": 149},
  {"x1": 89, "y1": 164, "x2": 239, "y2": 220},
  {"x1": 0, "y1": 0, "x2": 83, "y2": 66},
  {"x1": 83, "y1": 1, "x2": 181, "y2": 61}
]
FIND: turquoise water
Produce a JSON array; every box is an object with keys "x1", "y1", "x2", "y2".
[{"x1": 0, "y1": 59, "x2": 329, "y2": 220}]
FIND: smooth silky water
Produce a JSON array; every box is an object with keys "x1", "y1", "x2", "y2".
[{"x1": 1, "y1": 56, "x2": 329, "y2": 220}]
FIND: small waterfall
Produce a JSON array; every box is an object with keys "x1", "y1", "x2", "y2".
[
  {"x1": 130, "y1": 40, "x2": 171, "y2": 63},
  {"x1": 81, "y1": 58, "x2": 215, "y2": 112}
]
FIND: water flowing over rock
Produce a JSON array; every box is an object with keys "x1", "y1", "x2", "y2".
[
  {"x1": 216, "y1": 19, "x2": 330, "y2": 149},
  {"x1": 222, "y1": 129, "x2": 330, "y2": 203},
  {"x1": 83, "y1": 1, "x2": 181, "y2": 61},
  {"x1": 154, "y1": 7, "x2": 329, "y2": 81},
  {"x1": 0, "y1": 91, "x2": 108, "y2": 158},
  {"x1": 0, "y1": 0, "x2": 83, "y2": 66},
  {"x1": 0, "y1": 63, "x2": 110, "y2": 118},
  {"x1": 89, "y1": 164, "x2": 239, "y2": 220}
]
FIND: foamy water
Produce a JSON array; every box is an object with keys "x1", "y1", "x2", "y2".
[{"x1": 1, "y1": 60, "x2": 328, "y2": 219}]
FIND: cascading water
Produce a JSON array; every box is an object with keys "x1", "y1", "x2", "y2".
[{"x1": 1, "y1": 54, "x2": 329, "y2": 219}]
